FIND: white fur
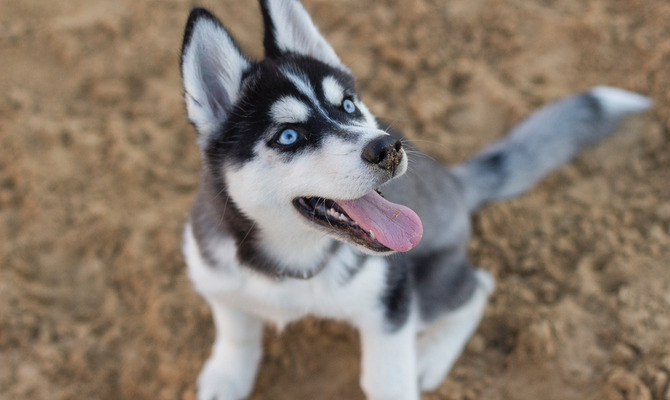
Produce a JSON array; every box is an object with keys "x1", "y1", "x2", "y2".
[
  {"x1": 183, "y1": 221, "x2": 242, "y2": 295},
  {"x1": 224, "y1": 130, "x2": 406, "y2": 265},
  {"x1": 181, "y1": 17, "x2": 249, "y2": 143},
  {"x1": 184, "y1": 222, "x2": 391, "y2": 327},
  {"x1": 360, "y1": 318, "x2": 420, "y2": 400},
  {"x1": 590, "y1": 86, "x2": 653, "y2": 116},
  {"x1": 196, "y1": 301, "x2": 263, "y2": 400},
  {"x1": 186, "y1": 218, "x2": 425, "y2": 400},
  {"x1": 271, "y1": 96, "x2": 311, "y2": 124},
  {"x1": 323, "y1": 76, "x2": 345, "y2": 106},
  {"x1": 265, "y1": 0, "x2": 344, "y2": 69}
]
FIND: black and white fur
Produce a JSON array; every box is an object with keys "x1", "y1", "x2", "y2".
[{"x1": 179, "y1": 1, "x2": 651, "y2": 399}]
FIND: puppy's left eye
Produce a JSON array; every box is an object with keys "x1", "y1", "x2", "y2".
[
  {"x1": 342, "y1": 98, "x2": 356, "y2": 114},
  {"x1": 277, "y1": 128, "x2": 300, "y2": 146}
]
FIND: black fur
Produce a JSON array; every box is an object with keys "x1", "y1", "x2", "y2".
[
  {"x1": 410, "y1": 251, "x2": 478, "y2": 321},
  {"x1": 381, "y1": 255, "x2": 413, "y2": 331},
  {"x1": 259, "y1": 0, "x2": 282, "y2": 59}
]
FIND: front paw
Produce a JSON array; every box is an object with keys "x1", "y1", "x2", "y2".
[
  {"x1": 197, "y1": 357, "x2": 254, "y2": 400},
  {"x1": 361, "y1": 376, "x2": 420, "y2": 400},
  {"x1": 363, "y1": 389, "x2": 420, "y2": 400}
]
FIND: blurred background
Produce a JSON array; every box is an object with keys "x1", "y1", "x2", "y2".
[{"x1": 1, "y1": 0, "x2": 669, "y2": 399}]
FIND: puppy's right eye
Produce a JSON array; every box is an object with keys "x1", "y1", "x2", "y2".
[
  {"x1": 342, "y1": 98, "x2": 356, "y2": 114},
  {"x1": 277, "y1": 128, "x2": 299, "y2": 146}
]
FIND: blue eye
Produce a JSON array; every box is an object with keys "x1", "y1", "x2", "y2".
[
  {"x1": 342, "y1": 98, "x2": 356, "y2": 114},
  {"x1": 277, "y1": 128, "x2": 299, "y2": 146}
]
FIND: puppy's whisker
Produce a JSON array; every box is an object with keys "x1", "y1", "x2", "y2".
[
  {"x1": 404, "y1": 150, "x2": 435, "y2": 162},
  {"x1": 369, "y1": 114, "x2": 413, "y2": 123},
  {"x1": 312, "y1": 198, "x2": 323, "y2": 222},
  {"x1": 220, "y1": 195, "x2": 230, "y2": 225},
  {"x1": 215, "y1": 194, "x2": 230, "y2": 228},
  {"x1": 403, "y1": 139, "x2": 451, "y2": 147},
  {"x1": 238, "y1": 222, "x2": 256, "y2": 248}
]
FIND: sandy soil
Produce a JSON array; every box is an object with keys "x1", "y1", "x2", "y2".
[{"x1": 1, "y1": 0, "x2": 669, "y2": 399}]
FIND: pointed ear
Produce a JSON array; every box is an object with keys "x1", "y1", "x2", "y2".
[
  {"x1": 180, "y1": 8, "x2": 251, "y2": 141},
  {"x1": 260, "y1": 0, "x2": 346, "y2": 70}
]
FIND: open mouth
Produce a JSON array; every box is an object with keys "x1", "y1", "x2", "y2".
[{"x1": 292, "y1": 190, "x2": 423, "y2": 253}]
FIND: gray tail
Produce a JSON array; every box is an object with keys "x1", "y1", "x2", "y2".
[{"x1": 451, "y1": 86, "x2": 652, "y2": 212}]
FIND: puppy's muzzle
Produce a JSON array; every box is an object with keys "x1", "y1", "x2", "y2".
[{"x1": 362, "y1": 135, "x2": 403, "y2": 174}]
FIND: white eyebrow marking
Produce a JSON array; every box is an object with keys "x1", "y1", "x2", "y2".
[
  {"x1": 281, "y1": 67, "x2": 318, "y2": 104},
  {"x1": 270, "y1": 96, "x2": 311, "y2": 124},
  {"x1": 278, "y1": 66, "x2": 371, "y2": 133},
  {"x1": 322, "y1": 76, "x2": 344, "y2": 106}
]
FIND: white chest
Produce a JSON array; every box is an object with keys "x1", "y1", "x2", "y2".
[{"x1": 183, "y1": 223, "x2": 388, "y2": 328}]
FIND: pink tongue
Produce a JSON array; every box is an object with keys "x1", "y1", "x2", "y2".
[{"x1": 337, "y1": 191, "x2": 423, "y2": 252}]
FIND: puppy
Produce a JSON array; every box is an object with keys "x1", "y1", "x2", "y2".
[{"x1": 179, "y1": 1, "x2": 651, "y2": 399}]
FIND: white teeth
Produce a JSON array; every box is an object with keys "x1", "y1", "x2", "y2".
[
  {"x1": 324, "y1": 207, "x2": 354, "y2": 223},
  {"x1": 369, "y1": 230, "x2": 375, "y2": 239},
  {"x1": 326, "y1": 207, "x2": 347, "y2": 221}
]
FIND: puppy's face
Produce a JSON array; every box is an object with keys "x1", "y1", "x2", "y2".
[{"x1": 214, "y1": 57, "x2": 416, "y2": 254}]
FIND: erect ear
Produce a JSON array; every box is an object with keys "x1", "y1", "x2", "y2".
[
  {"x1": 180, "y1": 8, "x2": 251, "y2": 142},
  {"x1": 259, "y1": 0, "x2": 346, "y2": 70}
]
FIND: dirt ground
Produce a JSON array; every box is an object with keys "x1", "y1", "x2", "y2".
[{"x1": 1, "y1": 0, "x2": 669, "y2": 399}]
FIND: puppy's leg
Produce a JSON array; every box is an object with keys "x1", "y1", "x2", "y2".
[
  {"x1": 358, "y1": 319, "x2": 419, "y2": 400},
  {"x1": 197, "y1": 298, "x2": 263, "y2": 400},
  {"x1": 418, "y1": 269, "x2": 494, "y2": 391}
]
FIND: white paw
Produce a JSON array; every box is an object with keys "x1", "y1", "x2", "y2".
[
  {"x1": 197, "y1": 357, "x2": 254, "y2": 400},
  {"x1": 363, "y1": 388, "x2": 420, "y2": 400},
  {"x1": 418, "y1": 373, "x2": 440, "y2": 392}
]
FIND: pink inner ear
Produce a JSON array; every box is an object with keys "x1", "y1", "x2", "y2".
[{"x1": 337, "y1": 191, "x2": 423, "y2": 252}]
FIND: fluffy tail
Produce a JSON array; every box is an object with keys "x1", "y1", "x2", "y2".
[{"x1": 450, "y1": 87, "x2": 652, "y2": 212}]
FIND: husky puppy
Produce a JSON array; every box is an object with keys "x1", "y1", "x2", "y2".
[{"x1": 179, "y1": 1, "x2": 651, "y2": 399}]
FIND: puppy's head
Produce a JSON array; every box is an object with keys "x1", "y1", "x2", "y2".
[{"x1": 180, "y1": 1, "x2": 422, "y2": 255}]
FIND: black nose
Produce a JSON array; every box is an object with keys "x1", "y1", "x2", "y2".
[{"x1": 361, "y1": 135, "x2": 403, "y2": 172}]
